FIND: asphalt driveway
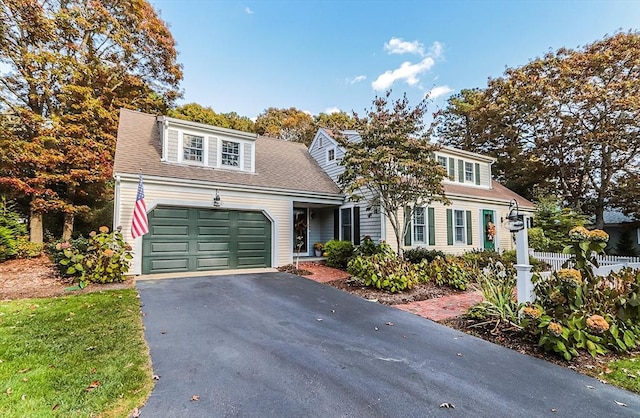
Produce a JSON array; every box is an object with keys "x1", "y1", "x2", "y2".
[{"x1": 137, "y1": 272, "x2": 640, "y2": 417}]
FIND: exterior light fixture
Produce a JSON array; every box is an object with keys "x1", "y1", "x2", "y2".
[
  {"x1": 213, "y1": 190, "x2": 221, "y2": 207},
  {"x1": 505, "y1": 199, "x2": 524, "y2": 232}
]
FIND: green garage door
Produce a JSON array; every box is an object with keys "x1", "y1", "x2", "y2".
[{"x1": 142, "y1": 207, "x2": 271, "y2": 274}]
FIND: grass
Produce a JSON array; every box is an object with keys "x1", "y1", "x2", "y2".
[
  {"x1": 605, "y1": 355, "x2": 640, "y2": 394},
  {"x1": 0, "y1": 289, "x2": 153, "y2": 417}
]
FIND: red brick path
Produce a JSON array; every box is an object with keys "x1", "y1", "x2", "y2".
[{"x1": 299, "y1": 262, "x2": 483, "y2": 321}]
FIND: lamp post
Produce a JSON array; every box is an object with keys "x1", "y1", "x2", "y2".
[{"x1": 505, "y1": 200, "x2": 534, "y2": 304}]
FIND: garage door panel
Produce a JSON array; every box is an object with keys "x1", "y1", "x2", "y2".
[
  {"x1": 148, "y1": 258, "x2": 189, "y2": 272},
  {"x1": 196, "y1": 257, "x2": 230, "y2": 269},
  {"x1": 149, "y1": 242, "x2": 189, "y2": 254},
  {"x1": 197, "y1": 242, "x2": 229, "y2": 252},
  {"x1": 151, "y1": 225, "x2": 189, "y2": 236},
  {"x1": 198, "y1": 226, "x2": 231, "y2": 236},
  {"x1": 198, "y1": 210, "x2": 230, "y2": 221},
  {"x1": 143, "y1": 207, "x2": 271, "y2": 274},
  {"x1": 152, "y1": 208, "x2": 190, "y2": 219}
]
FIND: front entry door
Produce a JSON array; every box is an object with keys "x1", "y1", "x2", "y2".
[
  {"x1": 293, "y1": 208, "x2": 308, "y2": 254},
  {"x1": 483, "y1": 209, "x2": 496, "y2": 251}
]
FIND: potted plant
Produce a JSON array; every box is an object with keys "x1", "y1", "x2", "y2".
[{"x1": 313, "y1": 242, "x2": 324, "y2": 257}]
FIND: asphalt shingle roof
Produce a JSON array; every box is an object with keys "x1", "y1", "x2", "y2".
[
  {"x1": 444, "y1": 181, "x2": 535, "y2": 209},
  {"x1": 113, "y1": 109, "x2": 342, "y2": 195}
]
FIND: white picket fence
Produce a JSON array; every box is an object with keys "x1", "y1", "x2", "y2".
[{"x1": 531, "y1": 251, "x2": 640, "y2": 276}]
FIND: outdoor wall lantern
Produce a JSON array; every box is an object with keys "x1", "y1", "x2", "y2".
[
  {"x1": 213, "y1": 190, "x2": 221, "y2": 207},
  {"x1": 504, "y1": 199, "x2": 524, "y2": 232}
]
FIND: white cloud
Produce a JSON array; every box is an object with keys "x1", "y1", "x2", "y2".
[
  {"x1": 384, "y1": 37, "x2": 425, "y2": 56},
  {"x1": 429, "y1": 41, "x2": 444, "y2": 59},
  {"x1": 244, "y1": 7, "x2": 254, "y2": 14},
  {"x1": 324, "y1": 107, "x2": 341, "y2": 114},
  {"x1": 349, "y1": 75, "x2": 367, "y2": 84},
  {"x1": 371, "y1": 57, "x2": 435, "y2": 91},
  {"x1": 427, "y1": 85, "x2": 454, "y2": 99}
]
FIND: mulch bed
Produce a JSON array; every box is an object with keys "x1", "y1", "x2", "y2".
[{"x1": 324, "y1": 278, "x2": 458, "y2": 305}]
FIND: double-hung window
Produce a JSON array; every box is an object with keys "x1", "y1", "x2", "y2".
[
  {"x1": 413, "y1": 207, "x2": 426, "y2": 244},
  {"x1": 437, "y1": 156, "x2": 447, "y2": 170},
  {"x1": 464, "y1": 162, "x2": 474, "y2": 182},
  {"x1": 327, "y1": 147, "x2": 336, "y2": 163},
  {"x1": 221, "y1": 140, "x2": 240, "y2": 167},
  {"x1": 454, "y1": 210, "x2": 466, "y2": 244},
  {"x1": 341, "y1": 208, "x2": 352, "y2": 242},
  {"x1": 183, "y1": 134, "x2": 204, "y2": 162}
]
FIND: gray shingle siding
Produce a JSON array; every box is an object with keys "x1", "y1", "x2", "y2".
[{"x1": 167, "y1": 129, "x2": 178, "y2": 162}]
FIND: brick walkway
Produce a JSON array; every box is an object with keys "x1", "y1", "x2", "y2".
[{"x1": 300, "y1": 262, "x2": 483, "y2": 321}]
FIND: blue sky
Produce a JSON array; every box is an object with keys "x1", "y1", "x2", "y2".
[{"x1": 150, "y1": 0, "x2": 639, "y2": 120}]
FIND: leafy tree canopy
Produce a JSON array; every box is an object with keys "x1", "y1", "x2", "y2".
[
  {"x1": 0, "y1": 0, "x2": 182, "y2": 241},
  {"x1": 338, "y1": 91, "x2": 448, "y2": 256},
  {"x1": 433, "y1": 32, "x2": 640, "y2": 227},
  {"x1": 169, "y1": 103, "x2": 255, "y2": 133}
]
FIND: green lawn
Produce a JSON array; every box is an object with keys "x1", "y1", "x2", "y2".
[
  {"x1": 606, "y1": 355, "x2": 640, "y2": 394},
  {"x1": 0, "y1": 289, "x2": 153, "y2": 417}
]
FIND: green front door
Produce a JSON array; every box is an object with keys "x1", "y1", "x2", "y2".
[
  {"x1": 482, "y1": 209, "x2": 496, "y2": 251},
  {"x1": 142, "y1": 207, "x2": 271, "y2": 274}
]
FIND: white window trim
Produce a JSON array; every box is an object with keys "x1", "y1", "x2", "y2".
[
  {"x1": 326, "y1": 147, "x2": 336, "y2": 163},
  {"x1": 340, "y1": 206, "x2": 353, "y2": 242},
  {"x1": 178, "y1": 131, "x2": 208, "y2": 166},
  {"x1": 413, "y1": 207, "x2": 427, "y2": 244},
  {"x1": 217, "y1": 139, "x2": 244, "y2": 171},
  {"x1": 464, "y1": 161, "x2": 474, "y2": 182},
  {"x1": 453, "y1": 209, "x2": 467, "y2": 245}
]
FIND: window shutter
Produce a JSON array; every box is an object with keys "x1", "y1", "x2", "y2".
[
  {"x1": 353, "y1": 206, "x2": 361, "y2": 245},
  {"x1": 458, "y1": 159, "x2": 464, "y2": 183},
  {"x1": 333, "y1": 208, "x2": 339, "y2": 240},
  {"x1": 475, "y1": 163, "x2": 480, "y2": 185},
  {"x1": 448, "y1": 158, "x2": 455, "y2": 179},
  {"x1": 428, "y1": 207, "x2": 436, "y2": 246},
  {"x1": 404, "y1": 206, "x2": 412, "y2": 246},
  {"x1": 446, "y1": 209, "x2": 453, "y2": 245},
  {"x1": 466, "y1": 210, "x2": 473, "y2": 245}
]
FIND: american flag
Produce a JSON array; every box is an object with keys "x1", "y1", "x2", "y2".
[{"x1": 131, "y1": 175, "x2": 149, "y2": 239}]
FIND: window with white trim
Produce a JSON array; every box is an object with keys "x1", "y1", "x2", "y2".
[
  {"x1": 464, "y1": 162, "x2": 474, "y2": 182},
  {"x1": 454, "y1": 210, "x2": 466, "y2": 244},
  {"x1": 327, "y1": 147, "x2": 336, "y2": 163},
  {"x1": 437, "y1": 156, "x2": 447, "y2": 170},
  {"x1": 221, "y1": 140, "x2": 240, "y2": 167},
  {"x1": 413, "y1": 207, "x2": 426, "y2": 244},
  {"x1": 183, "y1": 134, "x2": 204, "y2": 162}
]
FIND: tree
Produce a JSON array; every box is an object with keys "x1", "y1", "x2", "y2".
[
  {"x1": 433, "y1": 32, "x2": 640, "y2": 227},
  {"x1": 254, "y1": 107, "x2": 316, "y2": 145},
  {"x1": 169, "y1": 103, "x2": 255, "y2": 133},
  {"x1": 533, "y1": 196, "x2": 586, "y2": 252},
  {"x1": 337, "y1": 91, "x2": 448, "y2": 256},
  {"x1": 314, "y1": 111, "x2": 355, "y2": 132},
  {"x1": 0, "y1": 0, "x2": 182, "y2": 241}
]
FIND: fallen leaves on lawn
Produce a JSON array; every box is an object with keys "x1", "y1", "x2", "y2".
[{"x1": 86, "y1": 381, "x2": 100, "y2": 391}]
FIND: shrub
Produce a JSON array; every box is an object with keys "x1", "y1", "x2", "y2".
[
  {"x1": 354, "y1": 236, "x2": 393, "y2": 257},
  {"x1": 403, "y1": 247, "x2": 445, "y2": 264},
  {"x1": 324, "y1": 240, "x2": 355, "y2": 269},
  {"x1": 347, "y1": 252, "x2": 419, "y2": 293},
  {"x1": 425, "y1": 256, "x2": 472, "y2": 290},
  {"x1": 50, "y1": 227, "x2": 132, "y2": 284},
  {"x1": 461, "y1": 249, "x2": 502, "y2": 270},
  {"x1": 48, "y1": 235, "x2": 89, "y2": 271},
  {"x1": 0, "y1": 202, "x2": 27, "y2": 262},
  {"x1": 14, "y1": 236, "x2": 44, "y2": 259},
  {"x1": 502, "y1": 250, "x2": 549, "y2": 273}
]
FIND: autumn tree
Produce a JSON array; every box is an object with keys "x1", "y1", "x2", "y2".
[
  {"x1": 314, "y1": 111, "x2": 355, "y2": 132},
  {"x1": 0, "y1": 0, "x2": 182, "y2": 241},
  {"x1": 254, "y1": 107, "x2": 316, "y2": 145},
  {"x1": 169, "y1": 103, "x2": 255, "y2": 133},
  {"x1": 338, "y1": 91, "x2": 448, "y2": 256},
  {"x1": 433, "y1": 32, "x2": 640, "y2": 228}
]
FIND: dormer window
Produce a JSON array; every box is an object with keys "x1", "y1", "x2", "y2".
[
  {"x1": 327, "y1": 147, "x2": 336, "y2": 163},
  {"x1": 222, "y1": 140, "x2": 240, "y2": 167},
  {"x1": 183, "y1": 134, "x2": 204, "y2": 162}
]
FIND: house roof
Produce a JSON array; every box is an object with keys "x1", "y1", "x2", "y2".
[
  {"x1": 113, "y1": 109, "x2": 342, "y2": 195},
  {"x1": 444, "y1": 180, "x2": 535, "y2": 209}
]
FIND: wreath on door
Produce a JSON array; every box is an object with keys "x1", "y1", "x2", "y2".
[{"x1": 486, "y1": 222, "x2": 496, "y2": 241}]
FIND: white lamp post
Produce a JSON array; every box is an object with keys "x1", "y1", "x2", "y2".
[{"x1": 505, "y1": 200, "x2": 534, "y2": 304}]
